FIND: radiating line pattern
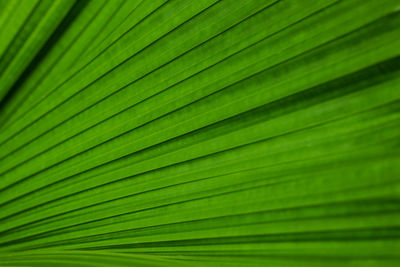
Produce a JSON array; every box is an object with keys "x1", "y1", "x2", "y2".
[{"x1": 0, "y1": 0, "x2": 399, "y2": 266}]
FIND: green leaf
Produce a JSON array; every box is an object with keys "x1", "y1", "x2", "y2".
[{"x1": 0, "y1": 1, "x2": 399, "y2": 266}]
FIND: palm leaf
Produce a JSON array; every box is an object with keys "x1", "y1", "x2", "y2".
[{"x1": 0, "y1": 0, "x2": 399, "y2": 266}]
